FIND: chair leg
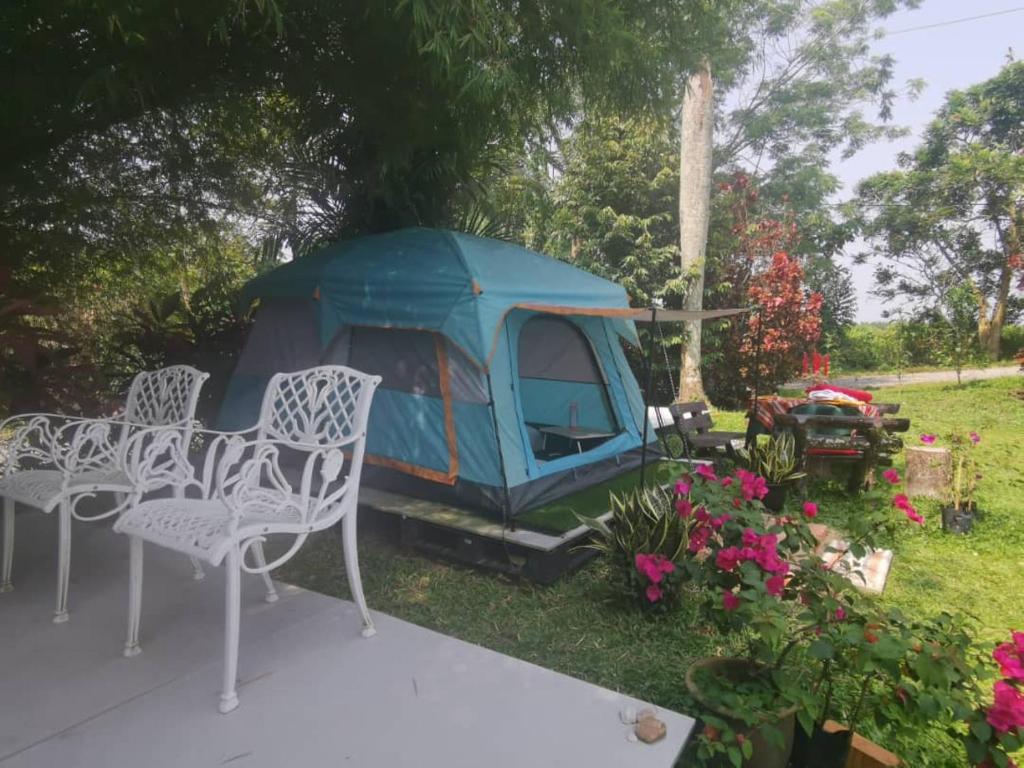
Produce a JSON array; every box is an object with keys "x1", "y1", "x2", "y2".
[
  {"x1": 251, "y1": 541, "x2": 278, "y2": 603},
  {"x1": 54, "y1": 499, "x2": 72, "y2": 623},
  {"x1": 124, "y1": 536, "x2": 143, "y2": 657},
  {"x1": 341, "y1": 510, "x2": 375, "y2": 638},
  {"x1": 2, "y1": 498, "x2": 14, "y2": 593},
  {"x1": 219, "y1": 546, "x2": 242, "y2": 714},
  {"x1": 171, "y1": 487, "x2": 205, "y2": 581},
  {"x1": 189, "y1": 557, "x2": 206, "y2": 581}
]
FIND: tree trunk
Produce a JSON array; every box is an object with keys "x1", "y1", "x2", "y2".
[
  {"x1": 677, "y1": 58, "x2": 714, "y2": 403},
  {"x1": 983, "y1": 213, "x2": 1021, "y2": 358}
]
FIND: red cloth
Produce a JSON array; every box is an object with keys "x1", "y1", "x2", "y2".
[{"x1": 805, "y1": 383, "x2": 873, "y2": 403}]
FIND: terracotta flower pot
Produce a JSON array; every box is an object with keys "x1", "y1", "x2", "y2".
[{"x1": 685, "y1": 657, "x2": 797, "y2": 768}]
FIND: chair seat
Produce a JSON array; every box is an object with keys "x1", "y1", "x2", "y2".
[
  {"x1": 0, "y1": 468, "x2": 130, "y2": 512},
  {"x1": 114, "y1": 497, "x2": 305, "y2": 566}
]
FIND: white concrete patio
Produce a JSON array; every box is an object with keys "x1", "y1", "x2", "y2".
[{"x1": 0, "y1": 510, "x2": 695, "y2": 767}]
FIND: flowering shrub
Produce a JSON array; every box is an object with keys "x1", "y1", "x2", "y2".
[
  {"x1": 581, "y1": 485, "x2": 691, "y2": 607},
  {"x1": 965, "y1": 631, "x2": 1024, "y2": 766}
]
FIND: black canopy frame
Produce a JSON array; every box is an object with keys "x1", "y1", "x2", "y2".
[{"x1": 628, "y1": 306, "x2": 753, "y2": 486}]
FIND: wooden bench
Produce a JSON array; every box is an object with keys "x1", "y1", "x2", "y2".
[
  {"x1": 774, "y1": 408, "x2": 910, "y2": 492},
  {"x1": 668, "y1": 401, "x2": 747, "y2": 461}
]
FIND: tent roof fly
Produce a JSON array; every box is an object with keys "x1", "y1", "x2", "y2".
[{"x1": 242, "y1": 228, "x2": 639, "y2": 368}]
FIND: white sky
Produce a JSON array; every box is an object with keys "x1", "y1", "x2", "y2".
[{"x1": 832, "y1": 0, "x2": 1024, "y2": 321}]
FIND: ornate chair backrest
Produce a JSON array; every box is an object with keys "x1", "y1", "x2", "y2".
[
  {"x1": 247, "y1": 366, "x2": 380, "y2": 529},
  {"x1": 256, "y1": 366, "x2": 379, "y2": 450},
  {"x1": 124, "y1": 365, "x2": 210, "y2": 428}
]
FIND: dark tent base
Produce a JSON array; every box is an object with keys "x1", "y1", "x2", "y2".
[
  {"x1": 355, "y1": 486, "x2": 601, "y2": 585},
  {"x1": 361, "y1": 444, "x2": 660, "y2": 525}
]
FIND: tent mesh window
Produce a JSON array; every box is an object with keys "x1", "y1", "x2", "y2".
[
  {"x1": 517, "y1": 315, "x2": 619, "y2": 457},
  {"x1": 347, "y1": 326, "x2": 441, "y2": 397}
]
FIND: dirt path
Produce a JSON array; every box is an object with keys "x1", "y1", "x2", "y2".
[{"x1": 784, "y1": 365, "x2": 1020, "y2": 390}]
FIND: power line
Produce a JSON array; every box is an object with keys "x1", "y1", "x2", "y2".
[{"x1": 882, "y1": 7, "x2": 1024, "y2": 37}]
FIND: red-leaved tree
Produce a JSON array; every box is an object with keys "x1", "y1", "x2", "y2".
[
  {"x1": 702, "y1": 174, "x2": 823, "y2": 406},
  {"x1": 742, "y1": 252, "x2": 823, "y2": 393}
]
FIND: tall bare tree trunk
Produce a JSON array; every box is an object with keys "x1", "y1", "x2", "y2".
[
  {"x1": 980, "y1": 213, "x2": 1020, "y2": 358},
  {"x1": 677, "y1": 58, "x2": 714, "y2": 403}
]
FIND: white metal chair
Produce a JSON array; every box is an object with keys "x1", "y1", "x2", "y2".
[
  {"x1": 114, "y1": 365, "x2": 381, "y2": 713},
  {"x1": 0, "y1": 365, "x2": 209, "y2": 621}
]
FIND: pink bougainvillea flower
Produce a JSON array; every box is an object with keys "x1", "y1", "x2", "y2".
[
  {"x1": 721, "y1": 476, "x2": 733, "y2": 488},
  {"x1": 882, "y1": 468, "x2": 900, "y2": 485},
  {"x1": 834, "y1": 606, "x2": 846, "y2": 622},
  {"x1": 715, "y1": 547, "x2": 742, "y2": 572},
  {"x1": 688, "y1": 526, "x2": 711, "y2": 554},
  {"x1": 892, "y1": 494, "x2": 911, "y2": 511},
  {"x1": 722, "y1": 591, "x2": 740, "y2": 611},
  {"x1": 710, "y1": 513, "x2": 731, "y2": 530},
  {"x1": 994, "y1": 635, "x2": 1024, "y2": 681},
  {"x1": 756, "y1": 548, "x2": 788, "y2": 575},
  {"x1": 635, "y1": 553, "x2": 674, "y2": 584},
  {"x1": 694, "y1": 506, "x2": 711, "y2": 523},
  {"x1": 919, "y1": 434, "x2": 937, "y2": 445},
  {"x1": 675, "y1": 498, "x2": 693, "y2": 518},
  {"x1": 645, "y1": 584, "x2": 663, "y2": 603},
  {"x1": 970, "y1": 431, "x2": 981, "y2": 444},
  {"x1": 742, "y1": 528, "x2": 760, "y2": 547},
  {"x1": 732, "y1": 497, "x2": 742, "y2": 509},
  {"x1": 695, "y1": 464, "x2": 718, "y2": 482},
  {"x1": 758, "y1": 533, "x2": 778, "y2": 551},
  {"x1": 675, "y1": 478, "x2": 692, "y2": 496},
  {"x1": 986, "y1": 681, "x2": 1024, "y2": 734},
  {"x1": 803, "y1": 501, "x2": 818, "y2": 518},
  {"x1": 903, "y1": 506, "x2": 925, "y2": 525},
  {"x1": 765, "y1": 575, "x2": 786, "y2": 597}
]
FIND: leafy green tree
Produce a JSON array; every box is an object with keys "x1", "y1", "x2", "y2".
[
  {"x1": 856, "y1": 61, "x2": 1024, "y2": 359},
  {"x1": 544, "y1": 116, "x2": 682, "y2": 308},
  {"x1": 677, "y1": 0, "x2": 917, "y2": 393}
]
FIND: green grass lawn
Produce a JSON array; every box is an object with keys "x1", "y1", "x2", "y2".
[{"x1": 278, "y1": 375, "x2": 1024, "y2": 767}]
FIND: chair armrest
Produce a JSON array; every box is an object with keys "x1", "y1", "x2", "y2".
[
  {"x1": 0, "y1": 413, "x2": 81, "y2": 474},
  {"x1": 205, "y1": 437, "x2": 351, "y2": 531}
]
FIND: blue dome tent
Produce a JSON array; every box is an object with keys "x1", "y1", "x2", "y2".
[{"x1": 217, "y1": 228, "x2": 655, "y2": 521}]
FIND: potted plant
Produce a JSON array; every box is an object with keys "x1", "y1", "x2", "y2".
[
  {"x1": 738, "y1": 432, "x2": 805, "y2": 512},
  {"x1": 917, "y1": 429, "x2": 982, "y2": 533},
  {"x1": 945, "y1": 430, "x2": 981, "y2": 534},
  {"x1": 680, "y1": 466, "x2": 934, "y2": 768}
]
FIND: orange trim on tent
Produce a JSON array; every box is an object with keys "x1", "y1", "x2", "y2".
[
  {"x1": 346, "y1": 329, "x2": 460, "y2": 487},
  {"x1": 435, "y1": 334, "x2": 460, "y2": 480},
  {"x1": 363, "y1": 453, "x2": 458, "y2": 485},
  {"x1": 513, "y1": 303, "x2": 640, "y2": 318}
]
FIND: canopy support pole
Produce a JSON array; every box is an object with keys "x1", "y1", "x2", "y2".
[{"x1": 638, "y1": 306, "x2": 657, "y2": 489}]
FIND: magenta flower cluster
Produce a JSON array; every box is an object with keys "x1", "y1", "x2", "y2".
[
  {"x1": 983, "y1": 631, "x2": 1024, "y2": 742},
  {"x1": 715, "y1": 528, "x2": 790, "y2": 608},
  {"x1": 635, "y1": 553, "x2": 675, "y2": 603},
  {"x1": 883, "y1": 470, "x2": 925, "y2": 525}
]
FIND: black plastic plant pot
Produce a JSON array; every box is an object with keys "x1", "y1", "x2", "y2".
[
  {"x1": 763, "y1": 484, "x2": 788, "y2": 513},
  {"x1": 789, "y1": 724, "x2": 852, "y2": 768},
  {"x1": 941, "y1": 504, "x2": 975, "y2": 534},
  {"x1": 685, "y1": 657, "x2": 797, "y2": 768}
]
